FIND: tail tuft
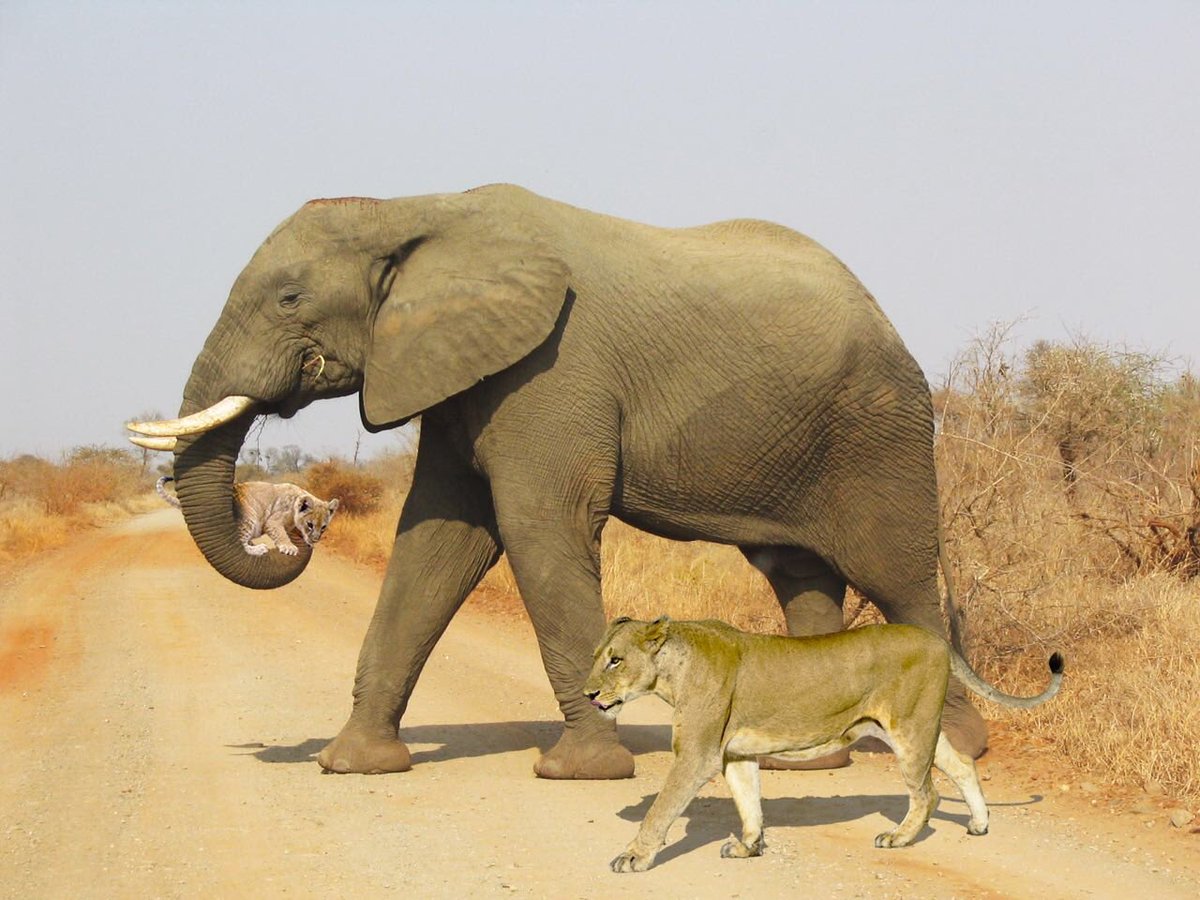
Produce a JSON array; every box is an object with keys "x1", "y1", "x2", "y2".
[{"x1": 1048, "y1": 652, "x2": 1065, "y2": 675}]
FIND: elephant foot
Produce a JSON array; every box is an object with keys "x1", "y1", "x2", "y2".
[
  {"x1": 759, "y1": 747, "x2": 851, "y2": 770},
  {"x1": 317, "y1": 727, "x2": 412, "y2": 774},
  {"x1": 943, "y1": 690, "x2": 989, "y2": 759},
  {"x1": 534, "y1": 729, "x2": 634, "y2": 780}
]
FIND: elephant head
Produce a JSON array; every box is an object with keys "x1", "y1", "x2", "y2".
[{"x1": 129, "y1": 187, "x2": 571, "y2": 589}]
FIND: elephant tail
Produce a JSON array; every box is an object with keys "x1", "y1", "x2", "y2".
[
  {"x1": 950, "y1": 649, "x2": 1065, "y2": 709},
  {"x1": 156, "y1": 475, "x2": 181, "y2": 509},
  {"x1": 938, "y1": 527, "x2": 969, "y2": 657}
]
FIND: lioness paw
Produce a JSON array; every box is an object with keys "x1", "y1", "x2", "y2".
[
  {"x1": 874, "y1": 831, "x2": 914, "y2": 849},
  {"x1": 720, "y1": 835, "x2": 764, "y2": 858},
  {"x1": 610, "y1": 850, "x2": 655, "y2": 873}
]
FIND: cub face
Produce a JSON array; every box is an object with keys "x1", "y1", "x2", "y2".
[
  {"x1": 584, "y1": 617, "x2": 669, "y2": 719},
  {"x1": 293, "y1": 496, "x2": 340, "y2": 547}
]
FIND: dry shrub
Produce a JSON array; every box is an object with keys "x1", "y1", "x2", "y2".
[
  {"x1": 309, "y1": 451, "x2": 416, "y2": 568},
  {"x1": 303, "y1": 458, "x2": 385, "y2": 517},
  {"x1": 0, "y1": 446, "x2": 155, "y2": 566},
  {"x1": 938, "y1": 324, "x2": 1200, "y2": 803},
  {"x1": 4, "y1": 446, "x2": 145, "y2": 516}
]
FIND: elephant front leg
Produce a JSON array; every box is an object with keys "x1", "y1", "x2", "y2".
[
  {"x1": 318, "y1": 431, "x2": 501, "y2": 774},
  {"x1": 501, "y1": 511, "x2": 633, "y2": 780}
]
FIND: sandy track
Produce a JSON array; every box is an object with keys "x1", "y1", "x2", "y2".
[{"x1": 1, "y1": 510, "x2": 1198, "y2": 897}]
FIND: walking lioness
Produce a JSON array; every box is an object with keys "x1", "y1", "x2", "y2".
[{"x1": 585, "y1": 617, "x2": 1064, "y2": 873}]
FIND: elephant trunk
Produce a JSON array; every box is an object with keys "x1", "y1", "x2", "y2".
[
  {"x1": 171, "y1": 416, "x2": 312, "y2": 589},
  {"x1": 168, "y1": 344, "x2": 311, "y2": 589}
]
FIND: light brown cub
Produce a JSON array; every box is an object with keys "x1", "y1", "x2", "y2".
[{"x1": 157, "y1": 475, "x2": 339, "y2": 557}]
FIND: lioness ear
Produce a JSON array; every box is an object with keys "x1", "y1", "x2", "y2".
[
  {"x1": 596, "y1": 616, "x2": 634, "y2": 652},
  {"x1": 642, "y1": 615, "x2": 671, "y2": 653}
]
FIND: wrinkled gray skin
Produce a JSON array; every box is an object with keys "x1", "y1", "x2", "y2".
[{"x1": 162, "y1": 184, "x2": 986, "y2": 778}]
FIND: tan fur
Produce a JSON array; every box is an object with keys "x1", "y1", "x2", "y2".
[
  {"x1": 157, "y1": 476, "x2": 339, "y2": 557},
  {"x1": 584, "y1": 617, "x2": 1063, "y2": 873}
]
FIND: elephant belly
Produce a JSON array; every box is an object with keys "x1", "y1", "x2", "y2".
[{"x1": 613, "y1": 461, "x2": 818, "y2": 546}]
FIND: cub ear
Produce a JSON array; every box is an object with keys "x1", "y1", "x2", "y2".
[
  {"x1": 642, "y1": 615, "x2": 671, "y2": 653},
  {"x1": 328, "y1": 498, "x2": 340, "y2": 512},
  {"x1": 298, "y1": 497, "x2": 311, "y2": 513},
  {"x1": 362, "y1": 198, "x2": 570, "y2": 430}
]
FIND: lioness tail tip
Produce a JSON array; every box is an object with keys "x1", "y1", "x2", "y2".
[{"x1": 1049, "y1": 652, "x2": 1065, "y2": 675}]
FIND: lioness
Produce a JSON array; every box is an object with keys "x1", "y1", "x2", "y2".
[{"x1": 585, "y1": 616, "x2": 1064, "y2": 873}]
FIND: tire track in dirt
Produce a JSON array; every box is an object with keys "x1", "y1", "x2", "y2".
[{"x1": 2, "y1": 510, "x2": 1198, "y2": 897}]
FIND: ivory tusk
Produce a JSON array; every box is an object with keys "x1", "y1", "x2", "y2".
[
  {"x1": 126, "y1": 395, "x2": 256, "y2": 437},
  {"x1": 128, "y1": 435, "x2": 178, "y2": 452}
]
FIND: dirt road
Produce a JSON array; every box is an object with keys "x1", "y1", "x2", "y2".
[{"x1": 2, "y1": 510, "x2": 1198, "y2": 897}]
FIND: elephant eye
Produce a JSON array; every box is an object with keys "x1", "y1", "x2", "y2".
[{"x1": 280, "y1": 291, "x2": 303, "y2": 309}]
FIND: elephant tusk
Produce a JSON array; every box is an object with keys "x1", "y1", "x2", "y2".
[
  {"x1": 128, "y1": 434, "x2": 178, "y2": 452},
  {"x1": 126, "y1": 395, "x2": 256, "y2": 437}
]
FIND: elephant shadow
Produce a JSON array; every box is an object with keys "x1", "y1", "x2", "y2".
[
  {"x1": 614, "y1": 787, "x2": 1045, "y2": 866},
  {"x1": 227, "y1": 720, "x2": 673, "y2": 766}
]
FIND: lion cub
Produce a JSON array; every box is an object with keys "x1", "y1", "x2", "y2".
[
  {"x1": 585, "y1": 617, "x2": 1064, "y2": 873},
  {"x1": 157, "y1": 475, "x2": 339, "y2": 557}
]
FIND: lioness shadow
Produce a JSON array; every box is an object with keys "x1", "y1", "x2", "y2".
[
  {"x1": 615, "y1": 788, "x2": 1045, "y2": 865},
  {"x1": 229, "y1": 721, "x2": 673, "y2": 766}
]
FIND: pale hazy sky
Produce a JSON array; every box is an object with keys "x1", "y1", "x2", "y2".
[{"x1": 2, "y1": 2, "x2": 1197, "y2": 459}]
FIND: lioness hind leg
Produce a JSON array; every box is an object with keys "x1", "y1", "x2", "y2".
[
  {"x1": 721, "y1": 758, "x2": 765, "y2": 858},
  {"x1": 875, "y1": 728, "x2": 939, "y2": 849},
  {"x1": 933, "y1": 731, "x2": 989, "y2": 836}
]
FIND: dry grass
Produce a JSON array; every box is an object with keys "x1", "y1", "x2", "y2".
[
  {"x1": 313, "y1": 451, "x2": 415, "y2": 571},
  {"x1": 0, "y1": 447, "x2": 158, "y2": 567},
  {"x1": 935, "y1": 326, "x2": 1200, "y2": 805}
]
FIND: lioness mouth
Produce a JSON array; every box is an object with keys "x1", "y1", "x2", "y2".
[{"x1": 591, "y1": 698, "x2": 622, "y2": 712}]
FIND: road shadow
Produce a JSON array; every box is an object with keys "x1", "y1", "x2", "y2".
[
  {"x1": 228, "y1": 720, "x2": 673, "y2": 766},
  {"x1": 614, "y1": 787, "x2": 1046, "y2": 866}
]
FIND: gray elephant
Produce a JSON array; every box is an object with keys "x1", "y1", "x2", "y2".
[{"x1": 128, "y1": 184, "x2": 986, "y2": 778}]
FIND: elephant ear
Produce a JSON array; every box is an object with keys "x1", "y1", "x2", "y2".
[{"x1": 362, "y1": 217, "x2": 570, "y2": 429}]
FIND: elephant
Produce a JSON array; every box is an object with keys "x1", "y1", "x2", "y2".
[{"x1": 128, "y1": 184, "x2": 987, "y2": 778}]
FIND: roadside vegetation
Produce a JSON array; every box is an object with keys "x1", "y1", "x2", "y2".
[{"x1": 3, "y1": 330, "x2": 1197, "y2": 807}]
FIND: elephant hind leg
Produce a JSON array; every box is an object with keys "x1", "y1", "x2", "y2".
[
  {"x1": 743, "y1": 546, "x2": 851, "y2": 770},
  {"x1": 742, "y1": 546, "x2": 846, "y2": 636}
]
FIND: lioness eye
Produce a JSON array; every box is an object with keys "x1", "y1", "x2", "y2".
[{"x1": 605, "y1": 657, "x2": 622, "y2": 670}]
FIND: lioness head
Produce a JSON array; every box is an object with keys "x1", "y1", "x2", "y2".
[{"x1": 583, "y1": 616, "x2": 670, "y2": 719}]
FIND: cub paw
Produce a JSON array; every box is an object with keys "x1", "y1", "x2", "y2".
[
  {"x1": 244, "y1": 543, "x2": 269, "y2": 557},
  {"x1": 278, "y1": 543, "x2": 299, "y2": 556}
]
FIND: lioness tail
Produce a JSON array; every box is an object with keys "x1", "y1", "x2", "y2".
[{"x1": 951, "y1": 650, "x2": 1064, "y2": 709}]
